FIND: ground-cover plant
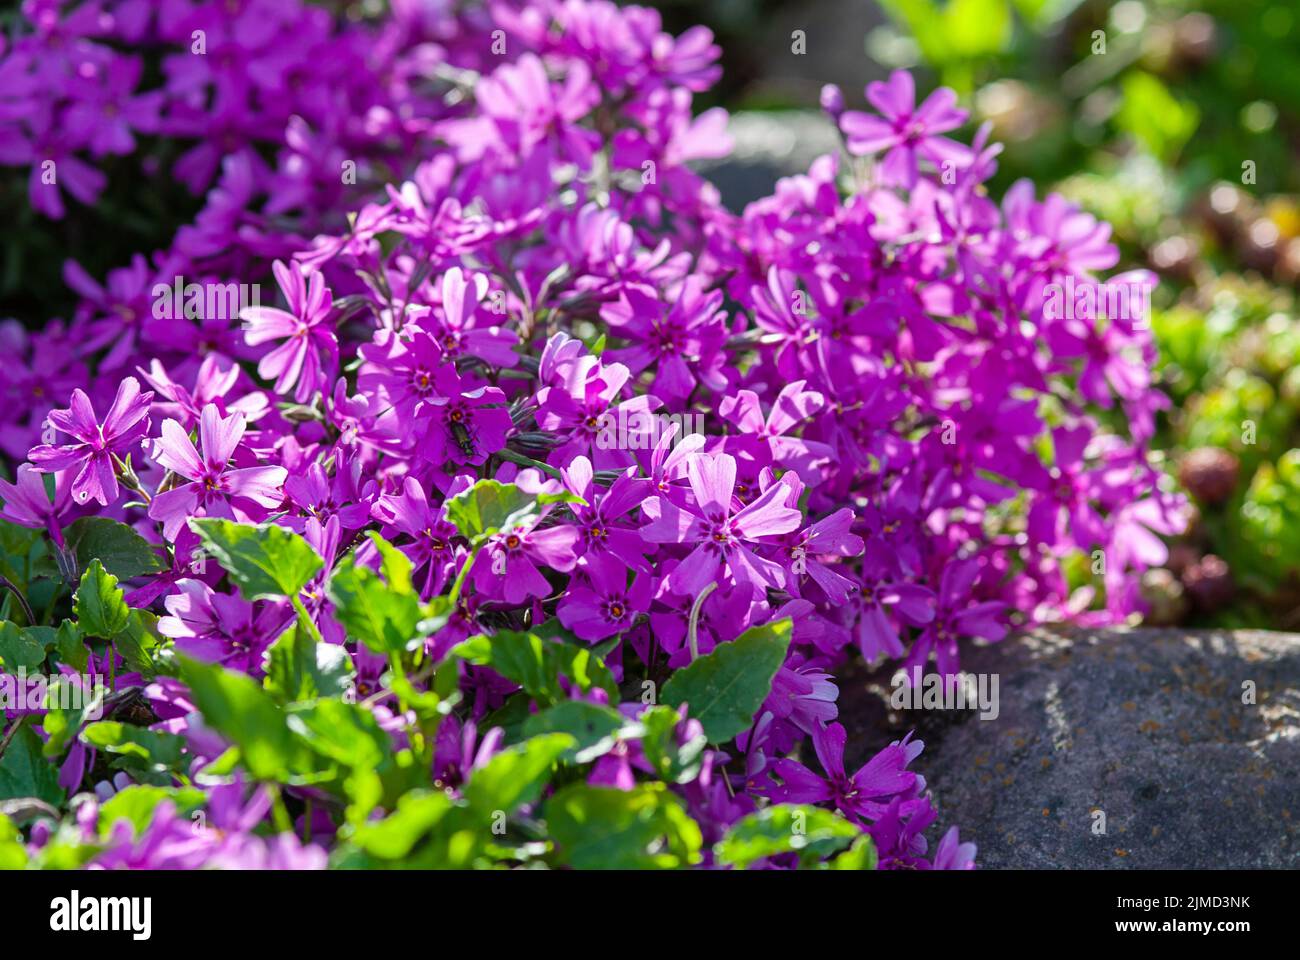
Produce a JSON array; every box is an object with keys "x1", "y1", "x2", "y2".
[{"x1": 0, "y1": 0, "x2": 1182, "y2": 869}]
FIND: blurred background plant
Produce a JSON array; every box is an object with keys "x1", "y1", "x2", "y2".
[{"x1": 651, "y1": 0, "x2": 1300, "y2": 628}]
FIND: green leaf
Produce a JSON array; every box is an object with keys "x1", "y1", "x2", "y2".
[
  {"x1": 179, "y1": 657, "x2": 315, "y2": 782},
  {"x1": 98, "y1": 784, "x2": 206, "y2": 837},
  {"x1": 42, "y1": 677, "x2": 106, "y2": 757},
  {"x1": 443, "y1": 480, "x2": 536, "y2": 542},
  {"x1": 327, "y1": 555, "x2": 422, "y2": 654},
  {"x1": 263, "y1": 624, "x2": 354, "y2": 701},
  {"x1": 73, "y1": 559, "x2": 130, "y2": 638},
  {"x1": 347, "y1": 789, "x2": 455, "y2": 860},
  {"x1": 1118, "y1": 72, "x2": 1200, "y2": 162},
  {"x1": 367, "y1": 533, "x2": 415, "y2": 595},
  {"x1": 65, "y1": 516, "x2": 165, "y2": 580},
  {"x1": 715, "y1": 804, "x2": 863, "y2": 869},
  {"x1": 188, "y1": 518, "x2": 323, "y2": 601},
  {"x1": 660, "y1": 618, "x2": 793, "y2": 743},
  {"x1": 832, "y1": 834, "x2": 879, "y2": 870},
  {"x1": 463, "y1": 733, "x2": 574, "y2": 813},
  {"x1": 0, "y1": 621, "x2": 45, "y2": 671},
  {"x1": 0, "y1": 725, "x2": 65, "y2": 807},
  {"x1": 115, "y1": 609, "x2": 166, "y2": 675},
  {"x1": 53, "y1": 619, "x2": 87, "y2": 672},
  {"x1": 439, "y1": 629, "x2": 618, "y2": 705},
  {"x1": 545, "y1": 783, "x2": 702, "y2": 869},
  {"x1": 80, "y1": 721, "x2": 186, "y2": 777},
  {"x1": 637, "y1": 705, "x2": 707, "y2": 784},
  {"x1": 0, "y1": 813, "x2": 27, "y2": 869},
  {"x1": 521, "y1": 701, "x2": 636, "y2": 763},
  {"x1": 285, "y1": 698, "x2": 391, "y2": 771}
]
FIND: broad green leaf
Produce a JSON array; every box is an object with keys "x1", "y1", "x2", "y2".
[
  {"x1": 463, "y1": 733, "x2": 574, "y2": 814},
  {"x1": 188, "y1": 518, "x2": 323, "y2": 601},
  {"x1": 521, "y1": 701, "x2": 636, "y2": 763},
  {"x1": 53, "y1": 619, "x2": 87, "y2": 672},
  {"x1": 327, "y1": 556, "x2": 422, "y2": 654},
  {"x1": 263, "y1": 624, "x2": 354, "y2": 701},
  {"x1": 661, "y1": 618, "x2": 793, "y2": 743},
  {"x1": 97, "y1": 784, "x2": 206, "y2": 837},
  {"x1": 115, "y1": 609, "x2": 166, "y2": 675},
  {"x1": 73, "y1": 559, "x2": 130, "y2": 638},
  {"x1": 179, "y1": 657, "x2": 315, "y2": 782},
  {"x1": 367, "y1": 533, "x2": 414, "y2": 595},
  {"x1": 347, "y1": 790, "x2": 455, "y2": 860},
  {"x1": 715, "y1": 804, "x2": 863, "y2": 869},
  {"x1": 0, "y1": 621, "x2": 45, "y2": 671},
  {"x1": 80, "y1": 721, "x2": 186, "y2": 778},
  {"x1": 637, "y1": 705, "x2": 707, "y2": 784},
  {"x1": 1117, "y1": 72, "x2": 1200, "y2": 162},
  {"x1": 0, "y1": 813, "x2": 27, "y2": 868},
  {"x1": 832, "y1": 834, "x2": 879, "y2": 870},
  {"x1": 42, "y1": 677, "x2": 106, "y2": 757},
  {"x1": 65, "y1": 516, "x2": 166, "y2": 580},
  {"x1": 439, "y1": 629, "x2": 618, "y2": 705},
  {"x1": 545, "y1": 783, "x2": 702, "y2": 869},
  {"x1": 286, "y1": 698, "x2": 391, "y2": 771},
  {"x1": 444, "y1": 480, "x2": 535, "y2": 542},
  {"x1": 0, "y1": 725, "x2": 65, "y2": 807}
]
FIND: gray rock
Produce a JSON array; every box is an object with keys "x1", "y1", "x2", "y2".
[{"x1": 839, "y1": 628, "x2": 1300, "y2": 868}]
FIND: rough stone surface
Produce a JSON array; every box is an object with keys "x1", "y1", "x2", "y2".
[{"x1": 837, "y1": 628, "x2": 1300, "y2": 869}]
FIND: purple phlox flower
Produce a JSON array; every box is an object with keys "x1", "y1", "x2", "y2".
[
  {"x1": 558, "y1": 559, "x2": 653, "y2": 642},
  {"x1": 449, "y1": 53, "x2": 600, "y2": 165},
  {"x1": 639, "y1": 421, "x2": 706, "y2": 502},
  {"x1": 427, "y1": 266, "x2": 519, "y2": 367},
  {"x1": 240, "y1": 259, "x2": 338, "y2": 403},
  {"x1": 1026, "y1": 423, "x2": 1108, "y2": 551},
  {"x1": 147, "y1": 403, "x2": 288, "y2": 541},
  {"x1": 839, "y1": 70, "x2": 971, "y2": 188},
  {"x1": 369, "y1": 475, "x2": 462, "y2": 598},
  {"x1": 284, "y1": 456, "x2": 374, "y2": 531},
  {"x1": 930, "y1": 824, "x2": 977, "y2": 870},
  {"x1": 770, "y1": 721, "x2": 918, "y2": 825},
  {"x1": 436, "y1": 717, "x2": 505, "y2": 789},
  {"x1": 473, "y1": 513, "x2": 579, "y2": 605},
  {"x1": 640, "y1": 451, "x2": 803, "y2": 597},
  {"x1": 905, "y1": 557, "x2": 1006, "y2": 677},
  {"x1": 157, "y1": 577, "x2": 289, "y2": 676},
  {"x1": 601, "y1": 275, "x2": 728, "y2": 402},
  {"x1": 763, "y1": 657, "x2": 839, "y2": 737},
  {"x1": 868, "y1": 794, "x2": 940, "y2": 869},
  {"x1": 28, "y1": 375, "x2": 153, "y2": 506},
  {"x1": 415, "y1": 364, "x2": 513, "y2": 467},
  {"x1": 749, "y1": 267, "x2": 813, "y2": 380},
  {"x1": 775, "y1": 500, "x2": 865, "y2": 604},
  {"x1": 138, "y1": 355, "x2": 269, "y2": 430},
  {"x1": 0, "y1": 463, "x2": 72, "y2": 546},
  {"x1": 62, "y1": 52, "x2": 161, "y2": 157},
  {"x1": 720, "y1": 379, "x2": 834, "y2": 483},
  {"x1": 536, "y1": 356, "x2": 661, "y2": 470},
  {"x1": 561, "y1": 455, "x2": 650, "y2": 571},
  {"x1": 63, "y1": 254, "x2": 159, "y2": 369},
  {"x1": 1003, "y1": 181, "x2": 1119, "y2": 277},
  {"x1": 356, "y1": 325, "x2": 447, "y2": 425},
  {"x1": 851, "y1": 541, "x2": 936, "y2": 662}
]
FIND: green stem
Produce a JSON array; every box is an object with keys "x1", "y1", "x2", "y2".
[
  {"x1": 291, "y1": 594, "x2": 324, "y2": 645},
  {"x1": 686, "y1": 582, "x2": 718, "y2": 662},
  {"x1": 495, "y1": 447, "x2": 563, "y2": 480}
]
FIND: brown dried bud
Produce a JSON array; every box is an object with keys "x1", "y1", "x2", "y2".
[
  {"x1": 1181, "y1": 554, "x2": 1234, "y2": 612},
  {"x1": 1140, "y1": 568, "x2": 1188, "y2": 626},
  {"x1": 1177, "y1": 447, "x2": 1240, "y2": 505}
]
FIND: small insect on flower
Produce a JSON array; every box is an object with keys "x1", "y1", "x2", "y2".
[{"x1": 448, "y1": 415, "x2": 477, "y2": 459}]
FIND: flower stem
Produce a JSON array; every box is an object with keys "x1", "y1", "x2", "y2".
[{"x1": 686, "y1": 581, "x2": 718, "y2": 662}]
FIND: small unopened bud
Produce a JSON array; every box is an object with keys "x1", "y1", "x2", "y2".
[{"x1": 820, "y1": 84, "x2": 844, "y2": 120}]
